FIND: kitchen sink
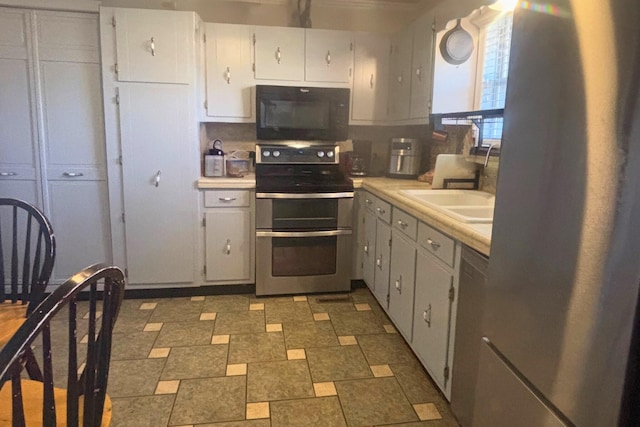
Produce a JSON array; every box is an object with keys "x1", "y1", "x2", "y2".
[{"x1": 400, "y1": 189, "x2": 495, "y2": 223}]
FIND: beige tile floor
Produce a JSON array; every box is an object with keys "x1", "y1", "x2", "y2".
[{"x1": 47, "y1": 288, "x2": 460, "y2": 426}]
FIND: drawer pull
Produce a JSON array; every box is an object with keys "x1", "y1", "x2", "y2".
[
  {"x1": 427, "y1": 238, "x2": 440, "y2": 250},
  {"x1": 219, "y1": 197, "x2": 237, "y2": 202},
  {"x1": 0, "y1": 172, "x2": 18, "y2": 177},
  {"x1": 365, "y1": 198, "x2": 372, "y2": 205},
  {"x1": 225, "y1": 239, "x2": 231, "y2": 255},
  {"x1": 376, "y1": 207, "x2": 386, "y2": 215},
  {"x1": 63, "y1": 172, "x2": 84, "y2": 177},
  {"x1": 397, "y1": 219, "x2": 408, "y2": 229},
  {"x1": 363, "y1": 242, "x2": 369, "y2": 254},
  {"x1": 376, "y1": 255, "x2": 382, "y2": 269},
  {"x1": 423, "y1": 305, "x2": 432, "y2": 327},
  {"x1": 395, "y1": 276, "x2": 402, "y2": 293}
]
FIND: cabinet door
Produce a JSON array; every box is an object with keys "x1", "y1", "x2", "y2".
[
  {"x1": 47, "y1": 180, "x2": 112, "y2": 282},
  {"x1": 305, "y1": 29, "x2": 353, "y2": 83},
  {"x1": 114, "y1": 8, "x2": 191, "y2": 84},
  {"x1": 373, "y1": 220, "x2": 391, "y2": 307},
  {"x1": 40, "y1": 61, "x2": 106, "y2": 180},
  {"x1": 205, "y1": 23, "x2": 254, "y2": 120},
  {"x1": 409, "y1": 13, "x2": 435, "y2": 119},
  {"x1": 34, "y1": 11, "x2": 99, "y2": 63},
  {"x1": 118, "y1": 84, "x2": 196, "y2": 285},
  {"x1": 0, "y1": 180, "x2": 38, "y2": 204},
  {"x1": 351, "y1": 32, "x2": 389, "y2": 122},
  {"x1": 253, "y1": 26, "x2": 304, "y2": 81},
  {"x1": 362, "y1": 207, "x2": 377, "y2": 291},
  {"x1": 205, "y1": 209, "x2": 251, "y2": 282},
  {"x1": 413, "y1": 249, "x2": 454, "y2": 392},
  {"x1": 0, "y1": 9, "x2": 38, "y2": 184},
  {"x1": 388, "y1": 231, "x2": 416, "y2": 341},
  {"x1": 388, "y1": 29, "x2": 413, "y2": 121}
]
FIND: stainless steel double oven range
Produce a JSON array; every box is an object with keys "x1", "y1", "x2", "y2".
[{"x1": 255, "y1": 144, "x2": 353, "y2": 296}]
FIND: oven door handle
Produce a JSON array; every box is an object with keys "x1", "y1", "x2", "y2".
[
  {"x1": 256, "y1": 229, "x2": 352, "y2": 238},
  {"x1": 256, "y1": 192, "x2": 354, "y2": 199}
]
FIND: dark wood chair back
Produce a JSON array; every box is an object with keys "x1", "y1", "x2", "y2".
[
  {"x1": 0, "y1": 263, "x2": 126, "y2": 427},
  {"x1": 0, "y1": 198, "x2": 56, "y2": 313}
]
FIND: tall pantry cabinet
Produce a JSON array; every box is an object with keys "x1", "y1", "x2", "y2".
[
  {"x1": 100, "y1": 8, "x2": 200, "y2": 286},
  {"x1": 0, "y1": 7, "x2": 112, "y2": 284}
]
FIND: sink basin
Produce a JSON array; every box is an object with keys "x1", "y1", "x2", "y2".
[{"x1": 400, "y1": 189, "x2": 495, "y2": 223}]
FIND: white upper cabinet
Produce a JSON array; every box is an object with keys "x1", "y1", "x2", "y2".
[
  {"x1": 205, "y1": 23, "x2": 254, "y2": 121},
  {"x1": 305, "y1": 29, "x2": 353, "y2": 83},
  {"x1": 388, "y1": 28, "x2": 413, "y2": 121},
  {"x1": 0, "y1": 7, "x2": 28, "y2": 59},
  {"x1": 114, "y1": 8, "x2": 192, "y2": 84},
  {"x1": 351, "y1": 32, "x2": 390, "y2": 123},
  {"x1": 253, "y1": 26, "x2": 304, "y2": 81},
  {"x1": 35, "y1": 11, "x2": 99, "y2": 63},
  {"x1": 410, "y1": 12, "x2": 436, "y2": 119}
]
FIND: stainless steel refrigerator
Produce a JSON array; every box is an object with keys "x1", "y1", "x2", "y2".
[{"x1": 473, "y1": 1, "x2": 640, "y2": 426}]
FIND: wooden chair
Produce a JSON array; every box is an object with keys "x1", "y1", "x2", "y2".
[
  {"x1": 1, "y1": 198, "x2": 56, "y2": 381},
  {"x1": 0, "y1": 263, "x2": 125, "y2": 426},
  {"x1": 0, "y1": 198, "x2": 56, "y2": 369}
]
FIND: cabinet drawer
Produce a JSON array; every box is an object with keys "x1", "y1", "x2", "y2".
[
  {"x1": 204, "y1": 190, "x2": 251, "y2": 207},
  {"x1": 417, "y1": 222, "x2": 455, "y2": 267},
  {"x1": 362, "y1": 192, "x2": 376, "y2": 211},
  {"x1": 392, "y1": 208, "x2": 417, "y2": 240},
  {"x1": 373, "y1": 198, "x2": 391, "y2": 224}
]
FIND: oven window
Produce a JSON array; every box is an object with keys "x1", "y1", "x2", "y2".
[
  {"x1": 272, "y1": 199, "x2": 338, "y2": 230},
  {"x1": 260, "y1": 100, "x2": 330, "y2": 130},
  {"x1": 272, "y1": 236, "x2": 337, "y2": 277}
]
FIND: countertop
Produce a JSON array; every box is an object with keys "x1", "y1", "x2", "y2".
[{"x1": 197, "y1": 174, "x2": 491, "y2": 256}]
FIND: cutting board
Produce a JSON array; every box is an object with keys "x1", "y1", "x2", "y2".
[{"x1": 432, "y1": 154, "x2": 479, "y2": 189}]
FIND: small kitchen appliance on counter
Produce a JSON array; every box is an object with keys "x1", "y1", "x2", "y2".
[{"x1": 388, "y1": 138, "x2": 422, "y2": 178}]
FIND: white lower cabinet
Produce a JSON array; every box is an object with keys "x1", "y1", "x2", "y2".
[
  {"x1": 388, "y1": 230, "x2": 417, "y2": 341},
  {"x1": 360, "y1": 192, "x2": 392, "y2": 308},
  {"x1": 413, "y1": 248, "x2": 456, "y2": 396},
  {"x1": 203, "y1": 190, "x2": 254, "y2": 284},
  {"x1": 358, "y1": 190, "x2": 461, "y2": 400},
  {"x1": 118, "y1": 84, "x2": 196, "y2": 285}
]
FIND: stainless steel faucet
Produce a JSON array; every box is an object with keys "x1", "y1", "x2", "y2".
[{"x1": 484, "y1": 142, "x2": 502, "y2": 168}]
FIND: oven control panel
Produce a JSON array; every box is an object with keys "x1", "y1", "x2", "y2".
[{"x1": 256, "y1": 145, "x2": 339, "y2": 164}]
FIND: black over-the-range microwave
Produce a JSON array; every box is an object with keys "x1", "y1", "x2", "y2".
[{"x1": 255, "y1": 85, "x2": 350, "y2": 141}]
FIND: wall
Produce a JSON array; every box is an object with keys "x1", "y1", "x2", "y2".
[{"x1": 99, "y1": 0, "x2": 429, "y2": 34}]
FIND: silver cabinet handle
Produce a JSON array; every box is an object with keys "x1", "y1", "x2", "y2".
[
  {"x1": 363, "y1": 242, "x2": 369, "y2": 254},
  {"x1": 63, "y1": 172, "x2": 84, "y2": 177},
  {"x1": 427, "y1": 238, "x2": 441, "y2": 250},
  {"x1": 225, "y1": 239, "x2": 231, "y2": 255},
  {"x1": 0, "y1": 172, "x2": 18, "y2": 177},
  {"x1": 365, "y1": 198, "x2": 372, "y2": 206},
  {"x1": 326, "y1": 50, "x2": 331, "y2": 65},
  {"x1": 218, "y1": 197, "x2": 237, "y2": 202},
  {"x1": 150, "y1": 36, "x2": 156, "y2": 56},
  {"x1": 276, "y1": 47, "x2": 281, "y2": 64},
  {"x1": 416, "y1": 66, "x2": 423, "y2": 81},
  {"x1": 370, "y1": 73, "x2": 374, "y2": 88},
  {"x1": 397, "y1": 220, "x2": 408, "y2": 229},
  {"x1": 423, "y1": 304, "x2": 432, "y2": 327},
  {"x1": 376, "y1": 255, "x2": 382, "y2": 269},
  {"x1": 395, "y1": 275, "x2": 402, "y2": 293},
  {"x1": 225, "y1": 66, "x2": 231, "y2": 84},
  {"x1": 154, "y1": 170, "x2": 161, "y2": 187},
  {"x1": 376, "y1": 207, "x2": 386, "y2": 215},
  {"x1": 397, "y1": 74, "x2": 403, "y2": 84}
]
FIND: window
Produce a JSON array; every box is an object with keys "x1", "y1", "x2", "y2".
[{"x1": 477, "y1": 12, "x2": 513, "y2": 141}]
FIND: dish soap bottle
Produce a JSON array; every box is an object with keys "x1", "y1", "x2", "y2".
[{"x1": 204, "y1": 139, "x2": 225, "y2": 177}]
